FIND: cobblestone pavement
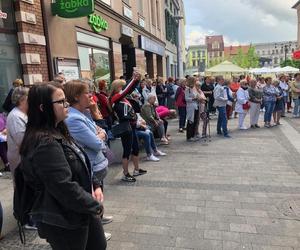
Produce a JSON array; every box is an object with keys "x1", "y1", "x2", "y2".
[{"x1": 3, "y1": 115, "x2": 300, "y2": 249}]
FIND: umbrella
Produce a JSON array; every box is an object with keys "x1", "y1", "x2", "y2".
[{"x1": 281, "y1": 66, "x2": 300, "y2": 73}]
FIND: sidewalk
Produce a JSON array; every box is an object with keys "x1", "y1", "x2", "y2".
[{"x1": 2, "y1": 115, "x2": 300, "y2": 249}]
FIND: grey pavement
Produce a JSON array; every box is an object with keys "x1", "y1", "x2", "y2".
[{"x1": 2, "y1": 113, "x2": 300, "y2": 249}]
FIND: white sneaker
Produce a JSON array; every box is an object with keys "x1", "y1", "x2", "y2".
[
  {"x1": 0, "y1": 172, "x2": 2, "y2": 177},
  {"x1": 239, "y1": 126, "x2": 248, "y2": 130},
  {"x1": 146, "y1": 154, "x2": 160, "y2": 162},
  {"x1": 154, "y1": 150, "x2": 167, "y2": 156},
  {"x1": 105, "y1": 232, "x2": 112, "y2": 241}
]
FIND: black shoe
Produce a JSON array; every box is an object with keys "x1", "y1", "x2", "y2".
[
  {"x1": 217, "y1": 131, "x2": 222, "y2": 135},
  {"x1": 255, "y1": 124, "x2": 260, "y2": 128},
  {"x1": 250, "y1": 125, "x2": 255, "y2": 129},
  {"x1": 133, "y1": 169, "x2": 147, "y2": 176},
  {"x1": 101, "y1": 216, "x2": 113, "y2": 225},
  {"x1": 122, "y1": 173, "x2": 136, "y2": 182}
]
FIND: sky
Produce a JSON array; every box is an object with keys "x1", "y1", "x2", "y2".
[{"x1": 184, "y1": 0, "x2": 298, "y2": 47}]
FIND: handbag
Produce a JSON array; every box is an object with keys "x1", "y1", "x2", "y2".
[
  {"x1": 111, "y1": 121, "x2": 132, "y2": 138},
  {"x1": 242, "y1": 102, "x2": 250, "y2": 110}
]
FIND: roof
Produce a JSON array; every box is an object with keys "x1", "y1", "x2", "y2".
[
  {"x1": 188, "y1": 45, "x2": 207, "y2": 50},
  {"x1": 205, "y1": 35, "x2": 224, "y2": 44},
  {"x1": 224, "y1": 45, "x2": 250, "y2": 56},
  {"x1": 292, "y1": 1, "x2": 300, "y2": 8}
]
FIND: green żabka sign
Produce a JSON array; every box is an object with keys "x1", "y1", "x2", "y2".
[
  {"x1": 52, "y1": 0, "x2": 94, "y2": 18},
  {"x1": 88, "y1": 14, "x2": 108, "y2": 33}
]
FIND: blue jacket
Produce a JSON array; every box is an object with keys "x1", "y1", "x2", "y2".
[{"x1": 65, "y1": 107, "x2": 108, "y2": 173}]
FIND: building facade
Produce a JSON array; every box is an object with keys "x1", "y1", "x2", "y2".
[
  {"x1": 164, "y1": 0, "x2": 183, "y2": 78},
  {"x1": 43, "y1": 0, "x2": 168, "y2": 82},
  {"x1": 0, "y1": 0, "x2": 49, "y2": 110},
  {"x1": 253, "y1": 41, "x2": 298, "y2": 67},
  {"x1": 186, "y1": 45, "x2": 207, "y2": 75},
  {"x1": 224, "y1": 45, "x2": 250, "y2": 58},
  {"x1": 206, "y1": 35, "x2": 224, "y2": 67},
  {"x1": 293, "y1": 1, "x2": 300, "y2": 49}
]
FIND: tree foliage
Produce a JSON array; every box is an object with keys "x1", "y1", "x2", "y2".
[
  {"x1": 280, "y1": 59, "x2": 300, "y2": 69},
  {"x1": 230, "y1": 46, "x2": 259, "y2": 69}
]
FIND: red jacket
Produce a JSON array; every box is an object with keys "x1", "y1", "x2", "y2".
[{"x1": 175, "y1": 86, "x2": 186, "y2": 107}]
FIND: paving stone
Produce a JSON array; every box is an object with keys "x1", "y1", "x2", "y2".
[
  {"x1": 3, "y1": 118, "x2": 300, "y2": 249},
  {"x1": 236, "y1": 209, "x2": 269, "y2": 218},
  {"x1": 230, "y1": 223, "x2": 257, "y2": 233}
]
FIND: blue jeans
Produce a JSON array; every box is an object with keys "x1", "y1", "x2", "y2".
[
  {"x1": 216, "y1": 106, "x2": 228, "y2": 136},
  {"x1": 136, "y1": 129, "x2": 157, "y2": 155},
  {"x1": 178, "y1": 107, "x2": 186, "y2": 129},
  {"x1": 264, "y1": 101, "x2": 275, "y2": 122},
  {"x1": 293, "y1": 98, "x2": 300, "y2": 116}
]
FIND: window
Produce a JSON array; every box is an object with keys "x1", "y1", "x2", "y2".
[
  {"x1": 151, "y1": 0, "x2": 156, "y2": 26},
  {"x1": 219, "y1": 51, "x2": 222, "y2": 57},
  {"x1": 192, "y1": 60, "x2": 196, "y2": 67},
  {"x1": 138, "y1": 0, "x2": 143, "y2": 15},
  {"x1": 78, "y1": 46, "x2": 110, "y2": 83},
  {"x1": 197, "y1": 51, "x2": 201, "y2": 57},
  {"x1": 156, "y1": 0, "x2": 160, "y2": 29},
  {"x1": 214, "y1": 51, "x2": 218, "y2": 57},
  {"x1": 292, "y1": 48, "x2": 295, "y2": 53},
  {"x1": 202, "y1": 51, "x2": 205, "y2": 57},
  {"x1": 272, "y1": 50, "x2": 274, "y2": 54},
  {"x1": 212, "y1": 41, "x2": 219, "y2": 49},
  {"x1": 276, "y1": 49, "x2": 278, "y2": 54},
  {"x1": 262, "y1": 50, "x2": 265, "y2": 55},
  {"x1": 274, "y1": 57, "x2": 278, "y2": 64},
  {"x1": 100, "y1": 0, "x2": 111, "y2": 5},
  {"x1": 281, "y1": 48, "x2": 283, "y2": 54},
  {"x1": 192, "y1": 51, "x2": 196, "y2": 58}
]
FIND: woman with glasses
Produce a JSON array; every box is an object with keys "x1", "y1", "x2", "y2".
[{"x1": 20, "y1": 83, "x2": 106, "y2": 250}]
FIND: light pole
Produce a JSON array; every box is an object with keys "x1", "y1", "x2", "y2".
[
  {"x1": 174, "y1": 15, "x2": 184, "y2": 78},
  {"x1": 275, "y1": 42, "x2": 292, "y2": 64}
]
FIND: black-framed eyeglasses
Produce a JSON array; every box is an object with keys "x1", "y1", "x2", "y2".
[{"x1": 52, "y1": 99, "x2": 69, "y2": 108}]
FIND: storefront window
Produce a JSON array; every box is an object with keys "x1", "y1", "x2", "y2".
[
  {"x1": 0, "y1": 1, "x2": 15, "y2": 30},
  {"x1": 0, "y1": 1, "x2": 21, "y2": 112},
  {"x1": 0, "y1": 34, "x2": 22, "y2": 111},
  {"x1": 78, "y1": 46, "x2": 110, "y2": 83}
]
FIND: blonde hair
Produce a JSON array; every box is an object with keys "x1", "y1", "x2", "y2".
[
  {"x1": 110, "y1": 79, "x2": 126, "y2": 96},
  {"x1": 186, "y1": 76, "x2": 196, "y2": 88},
  {"x1": 13, "y1": 79, "x2": 23, "y2": 87}
]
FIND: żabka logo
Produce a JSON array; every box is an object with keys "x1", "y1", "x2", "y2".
[
  {"x1": 60, "y1": 0, "x2": 89, "y2": 13},
  {"x1": 88, "y1": 14, "x2": 108, "y2": 33}
]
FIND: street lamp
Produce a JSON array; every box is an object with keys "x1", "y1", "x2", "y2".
[
  {"x1": 174, "y1": 15, "x2": 184, "y2": 78},
  {"x1": 275, "y1": 42, "x2": 292, "y2": 62}
]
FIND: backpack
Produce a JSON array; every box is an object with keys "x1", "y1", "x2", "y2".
[
  {"x1": 167, "y1": 84, "x2": 175, "y2": 97},
  {"x1": 13, "y1": 163, "x2": 36, "y2": 244}
]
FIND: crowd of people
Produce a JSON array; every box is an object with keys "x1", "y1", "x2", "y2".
[{"x1": 0, "y1": 70, "x2": 298, "y2": 249}]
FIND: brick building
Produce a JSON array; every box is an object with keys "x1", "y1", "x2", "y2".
[
  {"x1": 205, "y1": 35, "x2": 224, "y2": 67},
  {"x1": 0, "y1": 0, "x2": 49, "y2": 109}
]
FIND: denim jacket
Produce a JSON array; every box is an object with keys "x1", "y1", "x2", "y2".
[{"x1": 65, "y1": 107, "x2": 108, "y2": 173}]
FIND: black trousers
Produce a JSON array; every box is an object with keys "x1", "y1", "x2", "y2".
[
  {"x1": 37, "y1": 216, "x2": 107, "y2": 250},
  {"x1": 186, "y1": 110, "x2": 199, "y2": 140}
]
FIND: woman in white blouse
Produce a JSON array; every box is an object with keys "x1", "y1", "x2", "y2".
[{"x1": 235, "y1": 80, "x2": 250, "y2": 130}]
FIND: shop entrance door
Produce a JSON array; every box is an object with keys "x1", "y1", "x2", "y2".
[{"x1": 122, "y1": 44, "x2": 135, "y2": 80}]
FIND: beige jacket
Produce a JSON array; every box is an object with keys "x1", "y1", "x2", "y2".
[{"x1": 289, "y1": 81, "x2": 300, "y2": 99}]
